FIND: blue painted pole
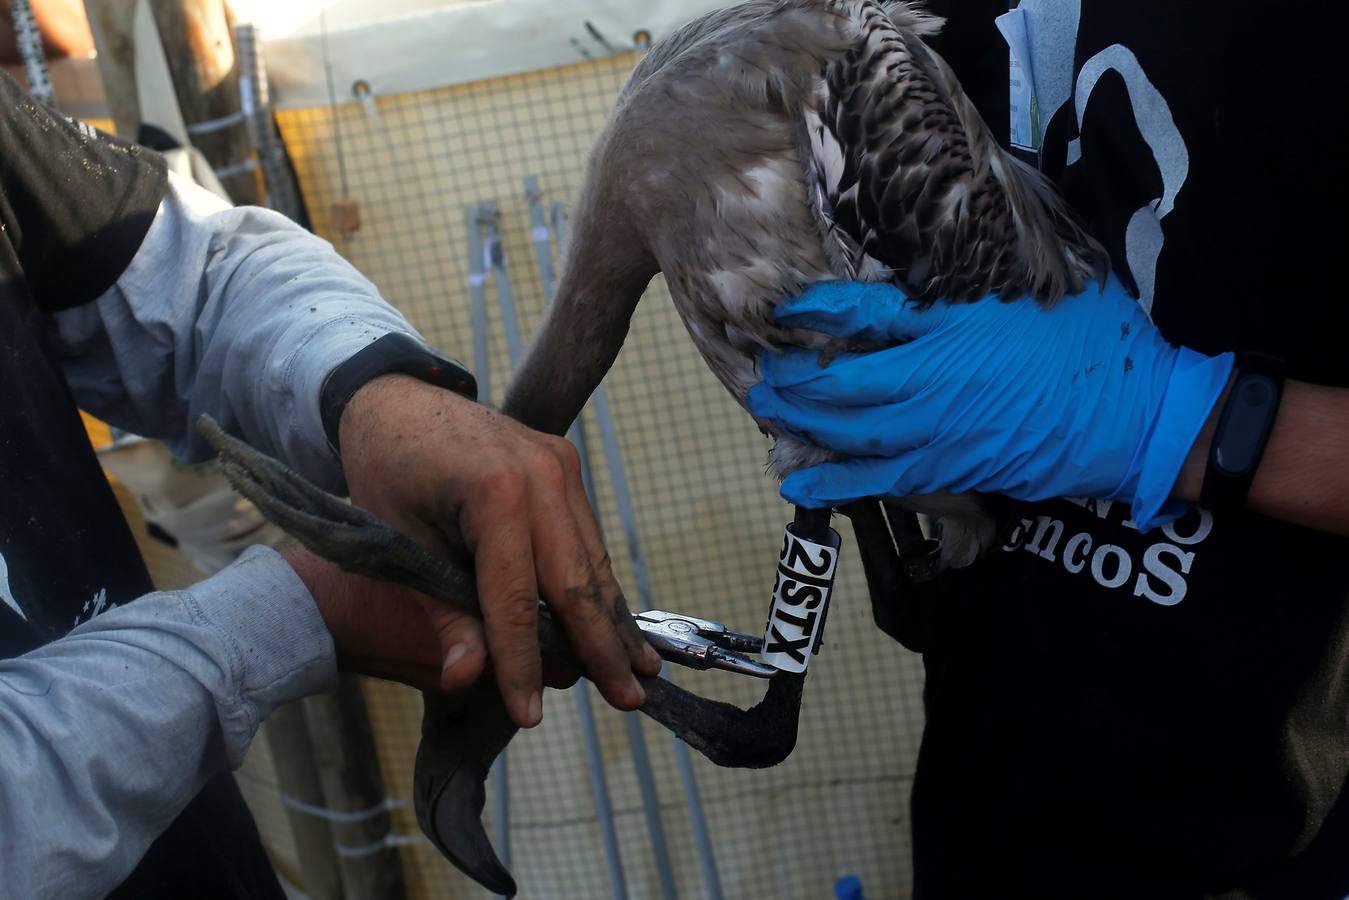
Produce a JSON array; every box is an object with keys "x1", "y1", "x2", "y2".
[
  {"x1": 553, "y1": 200, "x2": 725, "y2": 900},
  {"x1": 525, "y1": 177, "x2": 629, "y2": 900},
  {"x1": 466, "y1": 205, "x2": 493, "y2": 404},
  {"x1": 468, "y1": 203, "x2": 510, "y2": 896}
]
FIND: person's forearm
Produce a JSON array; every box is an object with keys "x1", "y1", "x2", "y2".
[
  {"x1": 1175, "y1": 379, "x2": 1349, "y2": 534},
  {"x1": 0, "y1": 547, "x2": 335, "y2": 900},
  {"x1": 53, "y1": 170, "x2": 416, "y2": 492}
]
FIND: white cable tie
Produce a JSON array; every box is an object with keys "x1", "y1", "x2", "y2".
[
  {"x1": 187, "y1": 110, "x2": 247, "y2": 136},
  {"x1": 531, "y1": 226, "x2": 551, "y2": 243},
  {"x1": 279, "y1": 793, "x2": 409, "y2": 824},
  {"x1": 214, "y1": 158, "x2": 260, "y2": 179},
  {"x1": 239, "y1": 76, "x2": 256, "y2": 118},
  {"x1": 468, "y1": 273, "x2": 487, "y2": 287},
  {"x1": 334, "y1": 832, "x2": 429, "y2": 859}
]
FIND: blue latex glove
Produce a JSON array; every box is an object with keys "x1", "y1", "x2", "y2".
[{"x1": 747, "y1": 277, "x2": 1234, "y2": 530}]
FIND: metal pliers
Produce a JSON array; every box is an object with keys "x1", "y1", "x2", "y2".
[{"x1": 634, "y1": 610, "x2": 778, "y2": 678}]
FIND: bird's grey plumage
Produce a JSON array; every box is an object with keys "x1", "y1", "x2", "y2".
[
  {"x1": 194, "y1": 6, "x2": 1111, "y2": 896},
  {"x1": 536, "y1": 0, "x2": 1107, "y2": 567}
]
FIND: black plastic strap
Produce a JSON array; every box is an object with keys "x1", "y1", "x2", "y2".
[
  {"x1": 1200, "y1": 352, "x2": 1286, "y2": 513},
  {"x1": 319, "y1": 332, "x2": 477, "y2": 452}
]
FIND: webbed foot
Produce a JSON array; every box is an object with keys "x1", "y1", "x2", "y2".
[{"x1": 414, "y1": 688, "x2": 519, "y2": 897}]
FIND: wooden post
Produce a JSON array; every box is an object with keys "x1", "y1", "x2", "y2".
[
  {"x1": 149, "y1": 0, "x2": 259, "y2": 202},
  {"x1": 82, "y1": 0, "x2": 260, "y2": 202},
  {"x1": 81, "y1": 0, "x2": 140, "y2": 135},
  {"x1": 304, "y1": 675, "x2": 408, "y2": 900},
  {"x1": 264, "y1": 703, "x2": 348, "y2": 900}
]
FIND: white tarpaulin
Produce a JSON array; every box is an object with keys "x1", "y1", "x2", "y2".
[{"x1": 253, "y1": 0, "x2": 739, "y2": 110}]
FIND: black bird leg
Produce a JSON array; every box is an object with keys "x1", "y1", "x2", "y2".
[
  {"x1": 841, "y1": 501, "x2": 906, "y2": 647},
  {"x1": 840, "y1": 501, "x2": 940, "y2": 654},
  {"x1": 196, "y1": 416, "x2": 803, "y2": 895}
]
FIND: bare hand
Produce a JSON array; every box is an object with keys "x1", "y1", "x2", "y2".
[
  {"x1": 336, "y1": 374, "x2": 660, "y2": 726},
  {"x1": 284, "y1": 546, "x2": 584, "y2": 695},
  {"x1": 282, "y1": 545, "x2": 484, "y2": 692}
]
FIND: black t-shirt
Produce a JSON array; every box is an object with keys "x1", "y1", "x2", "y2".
[
  {"x1": 0, "y1": 76, "x2": 164, "y2": 653},
  {"x1": 906, "y1": 3, "x2": 1349, "y2": 897},
  {"x1": 1, "y1": 71, "x2": 283, "y2": 899}
]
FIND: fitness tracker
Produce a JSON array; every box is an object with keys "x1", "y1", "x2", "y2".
[
  {"x1": 1200, "y1": 352, "x2": 1285, "y2": 513},
  {"x1": 320, "y1": 332, "x2": 477, "y2": 452}
]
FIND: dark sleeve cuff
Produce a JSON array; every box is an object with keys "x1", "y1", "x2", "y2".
[{"x1": 1, "y1": 71, "x2": 168, "y2": 311}]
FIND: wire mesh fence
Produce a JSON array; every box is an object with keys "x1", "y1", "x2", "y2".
[{"x1": 272, "y1": 50, "x2": 927, "y2": 900}]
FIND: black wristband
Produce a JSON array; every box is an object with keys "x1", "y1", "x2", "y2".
[
  {"x1": 319, "y1": 332, "x2": 477, "y2": 452},
  {"x1": 1200, "y1": 352, "x2": 1285, "y2": 513}
]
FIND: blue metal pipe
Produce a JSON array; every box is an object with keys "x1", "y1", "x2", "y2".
[
  {"x1": 468, "y1": 203, "x2": 510, "y2": 896},
  {"x1": 553, "y1": 198, "x2": 724, "y2": 900},
  {"x1": 525, "y1": 177, "x2": 629, "y2": 900},
  {"x1": 466, "y1": 205, "x2": 493, "y2": 404}
]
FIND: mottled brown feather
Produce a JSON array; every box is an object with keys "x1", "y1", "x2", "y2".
[{"x1": 510, "y1": 0, "x2": 1109, "y2": 567}]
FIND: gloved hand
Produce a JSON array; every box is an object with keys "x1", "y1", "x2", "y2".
[{"x1": 747, "y1": 277, "x2": 1234, "y2": 530}]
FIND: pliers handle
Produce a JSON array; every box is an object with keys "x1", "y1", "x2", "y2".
[{"x1": 634, "y1": 610, "x2": 777, "y2": 678}]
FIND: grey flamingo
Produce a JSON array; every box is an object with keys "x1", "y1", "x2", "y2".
[{"x1": 203, "y1": 1, "x2": 1107, "y2": 894}]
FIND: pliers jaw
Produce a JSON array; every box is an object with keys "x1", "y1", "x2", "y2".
[{"x1": 635, "y1": 609, "x2": 778, "y2": 678}]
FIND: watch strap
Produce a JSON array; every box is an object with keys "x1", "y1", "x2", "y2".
[
  {"x1": 1200, "y1": 352, "x2": 1285, "y2": 513},
  {"x1": 320, "y1": 332, "x2": 477, "y2": 452}
]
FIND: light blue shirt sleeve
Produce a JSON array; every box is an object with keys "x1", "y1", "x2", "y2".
[
  {"x1": 51, "y1": 169, "x2": 421, "y2": 494},
  {"x1": 5, "y1": 172, "x2": 406, "y2": 895},
  {"x1": 0, "y1": 546, "x2": 336, "y2": 900}
]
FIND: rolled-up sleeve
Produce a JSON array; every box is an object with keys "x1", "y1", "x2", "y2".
[
  {"x1": 52, "y1": 170, "x2": 418, "y2": 492},
  {"x1": 0, "y1": 545, "x2": 335, "y2": 900}
]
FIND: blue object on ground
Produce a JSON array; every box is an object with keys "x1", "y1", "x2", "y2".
[{"x1": 835, "y1": 874, "x2": 864, "y2": 900}]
